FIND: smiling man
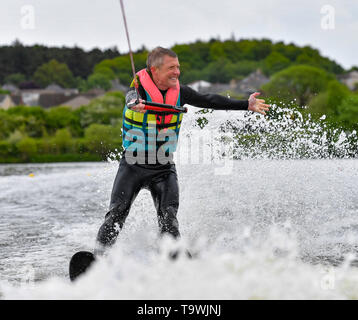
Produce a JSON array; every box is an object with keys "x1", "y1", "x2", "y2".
[{"x1": 94, "y1": 47, "x2": 270, "y2": 255}]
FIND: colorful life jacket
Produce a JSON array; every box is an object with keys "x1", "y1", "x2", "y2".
[{"x1": 122, "y1": 69, "x2": 184, "y2": 155}]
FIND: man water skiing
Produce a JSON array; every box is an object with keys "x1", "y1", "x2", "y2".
[{"x1": 94, "y1": 47, "x2": 270, "y2": 256}]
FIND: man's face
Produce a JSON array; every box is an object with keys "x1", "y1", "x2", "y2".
[{"x1": 151, "y1": 55, "x2": 180, "y2": 90}]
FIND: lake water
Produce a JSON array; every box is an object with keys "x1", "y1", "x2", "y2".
[{"x1": 1, "y1": 158, "x2": 358, "y2": 299}]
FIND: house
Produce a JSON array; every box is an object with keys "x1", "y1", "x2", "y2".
[
  {"x1": 0, "y1": 95, "x2": 16, "y2": 109},
  {"x1": 338, "y1": 71, "x2": 358, "y2": 90},
  {"x1": 60, "y1": 88, "x2": 107, "y2": 109},
  {"x1": 1, "y1": 81, "x2": 124, "y2": 109},
  {"x1": 38, "y1": 92, "x2": 78, "y2": 108},
  {"x1": 236, "y1": 69, "x2": 270, "y2": 95},
  {"x1": 187, "y1": 70, "x2": 270, "y2": 97},
  {"x1": 82, "y1": 88, "x2": 106, "y2": 99},
  {"x1": 20, "y1": 84, "x2": 79, "y2": 108},
  {"x1": 10, "y1": 93, "x2": 23, "y2": 105}
]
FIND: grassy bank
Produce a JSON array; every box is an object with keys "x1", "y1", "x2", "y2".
[
  {"x1": 0, "y1": 91, "x2": 125, "y2": 164},
  {"x1": 0, "y1": 153, "x2": 102, "y2": 164}
]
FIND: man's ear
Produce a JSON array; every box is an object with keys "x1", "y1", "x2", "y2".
[{"x1": 150, "y1": 66, "x2": 157, "y2": 75}]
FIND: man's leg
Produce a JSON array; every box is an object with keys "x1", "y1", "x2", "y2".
[
  {"x1": 149, "y1": 167, "x2": 180, "y2": 239},
  {"x1": 95, "y1": 158, "x2": 142, "y2": 254}
]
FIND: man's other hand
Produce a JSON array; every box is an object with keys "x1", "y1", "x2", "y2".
[{"x1": 248, "y1": 92, "x2": 271, "y2": 116}]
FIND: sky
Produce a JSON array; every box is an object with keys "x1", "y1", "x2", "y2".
[{"x1": 1, "y1": 0, "x2": 357, "y2": 70}]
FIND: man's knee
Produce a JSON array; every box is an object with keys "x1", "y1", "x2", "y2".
[{"x1": 106, "y1": 201, "x2": 130, "y2": 224}]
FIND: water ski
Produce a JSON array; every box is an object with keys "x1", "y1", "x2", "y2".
[{"x1": 69, "y1": 251, "x2": 95, "y2": 282}]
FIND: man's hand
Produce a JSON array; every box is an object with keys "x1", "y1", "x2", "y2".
[
  {"x1": 248, "y1": 92, "x2": 271, "y2": 116},
  {"x1": 128, "y1": 99, "x2": 146, "y2": 113}
]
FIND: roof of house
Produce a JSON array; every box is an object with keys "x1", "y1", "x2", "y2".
[
  {"x1": 61, "y1": 95, "x2": 92, "y2": 109},
  {"x1": 38, "y1": 92, "x2": 78, "y2": 108},
  {"x1": 0, "y1": 94, "x2": 15, "y2": 109},
  {"x1": 237, "y1": 69, "x2": 270, "y2": 94},
  {"x1": 2, "y1": 84, "x2": 19, "y2": 93},
  {"x1": 84, "y1": 88, "x2": 106, "y2": 98},
  {"x1": 45, "y1": 83, "x2": 64, "y2": 92}
]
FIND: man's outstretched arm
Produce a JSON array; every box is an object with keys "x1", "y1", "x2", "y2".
[{"x1": 180, "y1": 85, "x2": 270, "y2": 115}]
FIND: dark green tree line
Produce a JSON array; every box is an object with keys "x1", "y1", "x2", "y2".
[
  {"x1": 1, "y1": 38, "x2": 347, "y2": 88},
  {"x1": 0, "y1": 40, "x2": 120, "y2": 84}
]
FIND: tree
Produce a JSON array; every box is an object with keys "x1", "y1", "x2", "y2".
[
  {"x1": 203, "y1": 58, "x2": 235, "y2": 83},
  {"x1": 10, "y1": 40, "x2": 32, "y2": 81},
  {"x1": 84, "y1": 123, "x2": 120, "y2": 158},
  {"x1": 6, "y1": 105, "x2": 46, "y2": 138},
  {"x1": 307, "y1": 80, "x2": 350, "y2": 119},
  {"x1": 179, "y1": 68, "x2": 204, "y2": 85},
  {"x1": 263, "y1": 51, "x2": 291, "y2": 75},
  {"x1": 45, "y1": 106, "x2": 81, "y2": 135},
  {"x1": 325, "y1": 81, "x2": 351, "y2": 116},
  {"x1": 53, "y1": 128, "x2": 73, "y2": 153},
  {"x1": 94, "y1": 59, "x2": 119, "y2": 75},
  {"x1": 209, "y1": 41, "x2": 226, "y2": 61},
  {"x1": 104, "y1": 56, "x2": 132, "y2": 85},
  {"x1": 93, "y1": 51, "x2": 147, "y2": 86},
  {"x1": 274, "y1": 42, "x2": 301, "y2": 61},
  {"x1": 16, "y1": 136, "x2": 37, "y2": 161},
  {"x1": 172, "y1": 44, "x2": 195, "y2": 67},
  {"x1": 261, "y1": 65, "x2": 335, "y2": 106},
  {"x1": 336, "y1": 95, "x2": 358, "y2": 130},
  {"x1": 4, "y1": 73, "x2": 26, "y2": 85},
  {"x1": 65, "y1": 46, "x2": 89, "y2": 79},
  {"x1": 75, "y1": 92, "x2": 124, "y2": 128},
  {"x1": 33, "y1": 59, "x2": 76, "y2": 88},
  {"x1": 349, "y1": 66, "x2": 358, "y2": 72},
  {"x1": 93, "y1": 66, "x2": 116, "y2": 80},
  {"x1": 86, "y1": 73, "x2": 112, "y2": 91},
  {"x1": 236, "y1": 40, "x2": 257, "y2": 60}
]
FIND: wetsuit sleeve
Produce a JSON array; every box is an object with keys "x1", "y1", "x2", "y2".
[
  {"x1": 180, "y1": 85, "x2": 248, "y2": 111},
  {"x1": 125, "y1": 86, "x2": 146, "y2": 105}
]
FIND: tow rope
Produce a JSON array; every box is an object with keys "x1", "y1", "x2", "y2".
[{"x1": 118, "y1": 0, "x2": 187, "y2": 113}]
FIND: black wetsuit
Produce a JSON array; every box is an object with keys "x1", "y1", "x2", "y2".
[{"x1": 95, "y1": 84, "x2": 248, "y2": 253}]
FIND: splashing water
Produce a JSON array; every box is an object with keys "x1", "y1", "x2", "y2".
[
  {"x1": 0, "y1": 102, "x2": 357, "y2": 299},
  {"x1": 185, "y1": 102, "x2": 357, "y2": 161}
]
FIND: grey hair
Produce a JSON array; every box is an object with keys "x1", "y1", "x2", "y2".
[{"x1": 146, "y1": 47, "x2": 177, "y2": 69}]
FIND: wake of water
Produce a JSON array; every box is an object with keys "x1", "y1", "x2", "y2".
[{"x1": 0, "y1": 103, "x2": 357, "y2": 299}]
